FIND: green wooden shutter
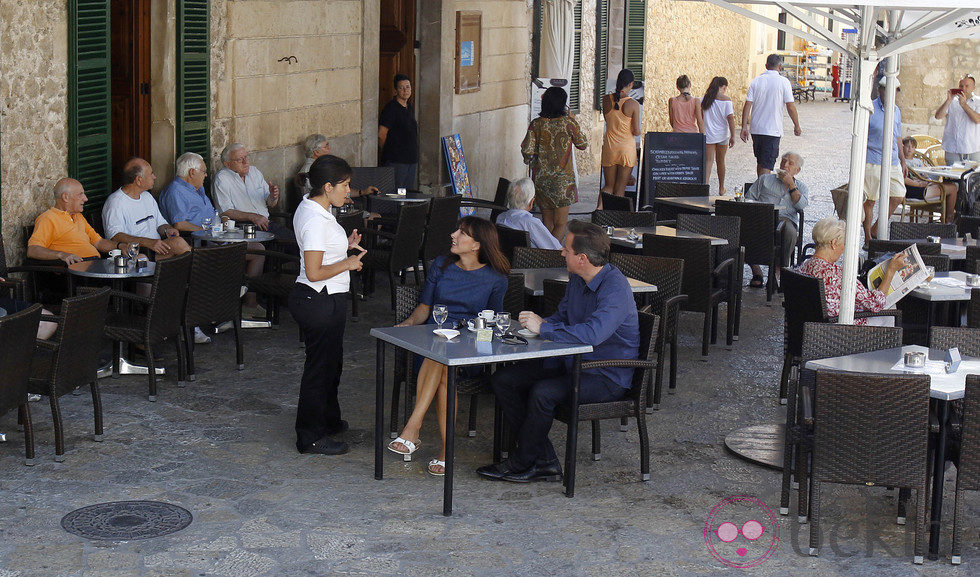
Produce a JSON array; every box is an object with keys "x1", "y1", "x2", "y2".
[
  {"x1": 177, "y1": 0, "x2": 210, "y2": 163},
  {"x1": 594, "y1": 0, "x2": 610, "y2": 110},
  {"x1": 68, "y1": 0, "x2": 112, "y2": 211},
  {"x1": 624, "y1": 0, "x2": 646, "y2": 81},
  {"x1": 569, "y1": 0, "x2": 582, "y2": 113}
]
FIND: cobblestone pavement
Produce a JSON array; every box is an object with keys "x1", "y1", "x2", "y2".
[{"x1": 1, "y1": 101, "x2": 977, "y2": 576}]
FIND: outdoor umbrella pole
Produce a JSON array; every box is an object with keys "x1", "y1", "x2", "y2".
[{"x1": 876, "y1": 11, "x2": 903, "y2": 239}]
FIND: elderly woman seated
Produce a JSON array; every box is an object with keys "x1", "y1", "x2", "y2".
[
  {"x1": 797, "y1": 217, "x2": 906, "y2": 325},
  {"x1": 494, "y1": 178, "x2": 562, "y2": 249}
]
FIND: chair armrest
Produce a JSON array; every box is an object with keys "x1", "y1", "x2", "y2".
[
  {"x1": 657, "y1": 219, "x2": 676, "y2": 227},
  {"x1": 712, "y1": 257, "x2": 735, "y2": 279},
  {"x1": 40, "y1": 314, "x2": 61, "y2": 324},
  {"x1": 664, "y1": 294, "x2": 688, "y2": 310},
  {"x1": 36, "y1": 338, "x2": 59, "y2": 351},
  {"x1": 107, "y1": 289, "x2": 153, "y2": 306},
  {"x1": 580, "y1": 359, "x2": 656, "y2": 371}
]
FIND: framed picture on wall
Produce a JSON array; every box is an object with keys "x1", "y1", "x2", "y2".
[{"x1": 455, "y1": 11, "x2": 481, "y2": 94}]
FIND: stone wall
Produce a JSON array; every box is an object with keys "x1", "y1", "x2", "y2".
[
  {"x1": 450, "y1": 0, "x2": 531, "y2": 199},
  {"x1": 212, "y1": 0, "x2": 366, "y2": 188},
  {"x1": 0, "y1": 0, "x2": 69, "y2": 264},
  {"x1": 898, "y1": 37, "x2": 980, "y2": 137}
]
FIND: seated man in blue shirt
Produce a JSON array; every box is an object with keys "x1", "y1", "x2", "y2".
[
  {"x1": 159, "y1": 152, "x2": 224, "y2": 231},
  {"x1": 478, "y1": 220, "x2": 639, "y2": 483},
  {"x1": 495, "y1": 178, "x2": 562, "y2": 249},
  {"x1": 745, "y1": 150, "x2": 809, "y2": 287}
]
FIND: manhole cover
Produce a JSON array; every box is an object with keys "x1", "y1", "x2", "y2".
[{"x1": 61, "y1": 501, "x2": 192, "y2": 540}]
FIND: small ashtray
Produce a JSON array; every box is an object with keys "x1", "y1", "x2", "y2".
[
  {"x1": 135, "y1": 256, "x2": 149, "y2": 269},
  {"x1": 113, "y1": 255, "x2": 128, "y2": 268},
  {"x1": 967, "y1": 274, "x2": 980, "y2": 287},
  {"x1": 903, "y1": 351, "x2": 926, "y2": 368},
  {"x1": 243, "y1": 223, "x2": 256, "y2": 238}
]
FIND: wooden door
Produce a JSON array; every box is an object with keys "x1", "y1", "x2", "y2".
[
  {"x1": 379, "y1": 0, "x2": 415, "y2": 113},
  {"x1": 110, "y1": 0, "x2": 151, "y2": 188}
]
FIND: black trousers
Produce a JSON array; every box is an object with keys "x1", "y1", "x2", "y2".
[
  {"x1": 490, "y1": 359, "x2": 627, "y2": 469},
  {"x1": 288, "y1": 283, "x2": 347, "y2": 452}
]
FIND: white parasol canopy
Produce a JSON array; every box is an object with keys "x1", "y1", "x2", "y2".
[{"x1": 676, "y1": 0, "x2": 979, "y2": 323}]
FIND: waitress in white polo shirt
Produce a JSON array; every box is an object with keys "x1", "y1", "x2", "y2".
[{"x1": 288, "y1": 155, "x2": 367, "y2": 456}]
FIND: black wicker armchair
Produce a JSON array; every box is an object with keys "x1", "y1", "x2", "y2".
[
  {"x1": 952, "y1": 375, "x2": 980, "y2": 565},
  {"x1": 889, "y1": 222, "x2": 956, "y2": 240},
  {"x1": 422, "y1": 196, "x2": 462, "y2": 269},
  {"x1": 0, "y1": 304, "x2": 42, "y2": 465},
  {"x1": 715, "y1": 199, "x2": 782, "y2": 302},
  {"x1": 512, "y1": 247, "x2": 565, "y2": 269},
  {"x1": 599, "y1": 192, "x2": 632, "y2": 212},
  {"x1": 495, "y1": 225, "x2": 529, "y2": 261},
  {"x1": 362, "y1": 201, "x2": 428, "y2": 311},
  {"x1": 591, "y1": 210, "x2": 656, "y2": 228},
  {"x1": 183, "y1": 243, "x2": 246, "y2": 380},
  {"x1": 676, "y1": 213, "x2": 744, "y2": 338}
]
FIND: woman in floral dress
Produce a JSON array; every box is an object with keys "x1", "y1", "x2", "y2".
[{"x1": 521, "y1": 86, "x2": 588, "y2": 241}]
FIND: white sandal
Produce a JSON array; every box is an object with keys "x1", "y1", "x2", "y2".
[
  {"x1": 387, "y1": 437, "x2": 420, "y2": 457},
  {"x1": 427, "y1": 459, "x2": 446, "y2": 476}
]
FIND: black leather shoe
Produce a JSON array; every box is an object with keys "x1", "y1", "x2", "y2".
[
  {"x1": 476, "y1": 459, "x2": 527, "y2": 480},
  {"x1": 325, "y1": 420, "x2": 349, "y2": 435},
  {"x1": 302, "y1": 436, "x2": 349, "y2": 455},
  {"x1": 533, "y1": 459, "x2": 563, "y2": 481}
]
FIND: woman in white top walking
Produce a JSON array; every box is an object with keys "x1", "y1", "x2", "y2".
[
  {"x1": 288, "y1": 155, "x2": 367, "y2": 455},
  {"x1": 701, "y1": 77, "x2": 737, "y2": 195}
]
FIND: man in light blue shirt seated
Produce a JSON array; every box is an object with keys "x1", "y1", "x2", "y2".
[
  {"x1": 745, "y1": 151, "x2": 809, "y2": 287},
  {"x1": 494, "y1": 178, "x2": 562, "y2": 249},
  {"x1": 159, "y1": 152, "x2": 223, "y2": 231},
  {"x1": 478, "y1": 220, "x2": 639, "y2": 483}
]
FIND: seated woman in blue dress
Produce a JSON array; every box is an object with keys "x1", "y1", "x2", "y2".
[{"x1": 387, "y1": 216, "x2": 510, "y2": 475}]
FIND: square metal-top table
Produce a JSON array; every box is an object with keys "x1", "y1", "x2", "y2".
[
  {"x1": 371, "y1": 325, "x2": 592, "y2": 516},
  {"x1": 651, "y1": 195, "x2": 734, "y2": 214},
  {"x1": 607, "y1": 226, "x2": 728, "y2": 251},
  {"x1": 805, "y1": 345, "x2": 980, "y2": 560},
  {"x1": 901, "y1": 237, "x2": 975, "y2": 261},
  {"x1": 511, "y1": 267, "x2": 658, "y2": 296}
]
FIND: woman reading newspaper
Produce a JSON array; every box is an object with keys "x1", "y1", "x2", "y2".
[{"x1": 797, "y1": 218, "x2": 907, "y2": 326}]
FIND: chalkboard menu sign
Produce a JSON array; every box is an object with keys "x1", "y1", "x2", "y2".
[{"x1": 644, "y1": 132, "x2": 705, "y2": 193}]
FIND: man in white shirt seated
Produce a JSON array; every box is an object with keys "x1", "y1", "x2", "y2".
[
  {"x1": 495, "y1": 178, "x2": 562, "y2": 249},
  {"x1": 213, "y1": 143, "x2": 282, "y2": 231},
  {"x1": 102, "y1": 157, "x2": 190, "y2": 259}
]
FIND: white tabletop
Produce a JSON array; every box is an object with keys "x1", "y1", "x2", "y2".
[
  {"x1": 804, "y1": 345, "x2": 977, "y2": 401},
  {"x1": 914, "y1": 165, "x2": 972, "y2": 181},
  {"x1": 908, "y1": 271, "x2": 974, "y2": 302},
  {"x1": 374, "y1": 192, "x2": 431, "y2": 203},
  {"x1": 68, "y1": 259, "x2": 156, "y2": 279},
  {"x1": 370, "y1": 324, "x2": 592, "y2": 366},
  {"x1": 191, "y1": 229, "x2": 276, "y2": 243},
  {"x1": 511, "y1": 267, "x2": 658, "y2": 296},
  {"x1": 607, "y1": 225, "x2": 728, "y2": 249}
]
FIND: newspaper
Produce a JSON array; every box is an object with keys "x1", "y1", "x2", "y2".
[{"x1": 866, "y1": 244, "x2": 929, "y2": 308}]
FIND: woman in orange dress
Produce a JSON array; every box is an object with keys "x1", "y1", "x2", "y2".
[{"x1": 600, "y1": 69, "x2": 642, "y2": 202}]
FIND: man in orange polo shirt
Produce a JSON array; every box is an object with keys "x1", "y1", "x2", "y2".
[{"x1": 27, "y1": 178, "x2": 122, "y2": 264}]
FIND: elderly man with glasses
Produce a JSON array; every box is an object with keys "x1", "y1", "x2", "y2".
[{"x1": 213, "y1": 142, "x2": 281, "y2": 232}]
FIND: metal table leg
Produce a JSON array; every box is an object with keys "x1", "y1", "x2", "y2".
[
  {"x1": 375, "y1": 339, "x2": 385, "y2": 480},
  {"x1": 928, "y1": 400, "x2": 949, "y2": 561},
  {"x1": 565, "y1": 354, "x2": 581, "y2": 498},
  {"x1": 443, "y1": 366, "x2": 457, "y2": 516}
]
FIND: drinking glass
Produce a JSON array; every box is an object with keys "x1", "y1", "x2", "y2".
[
  {"x1": 495, "y1": 312, "x2": 511, "y2": 336},
  {"x1": 127, "y1": 242, "x2": 140, "y2": 264},
  {"x1": 432, "y1": 304, "x2": 449, "y2": 329}
]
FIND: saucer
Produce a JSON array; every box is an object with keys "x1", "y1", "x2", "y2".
[{"x1": 517, "y1": 328, "x2": 538, "y2": 338}]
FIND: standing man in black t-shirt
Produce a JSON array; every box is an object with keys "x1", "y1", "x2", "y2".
[{"x1": 378, "y1": 73, "x2": 420, "y2": 189}]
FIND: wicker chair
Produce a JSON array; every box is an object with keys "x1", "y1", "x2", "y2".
[
  {"x1": 966, "y1": 246, "x2": 980, "y2": 275},
  {"x1": 781, "y1": 322, "x2": 904, "y2": 522},
  {"x1": 0, "y1": 304, "x2": 42, "y2": 465},
  {"x1": 952, "y1": 374, "x2": 980, "y2": 564},
  {"x1": 422, "y1": 196, "x2": 462, "y2": 268},
  {"x1": 600, "y1": 192, "x2": 632, "y2": 212},
  {"x1": 809, "y1": 370, "x2": 930, "y2": 564},
  {"x1": 555, "y1": 311, "x2": 659, "y2": 496},
  {"x1": 183, "y1": 244, "x2": 246, "y2": 381},
  {"x1": 512, "y1": 247, "x2": 564, "y2": 269},
  {"x1": 362, "y1": 201, "x2": 429, "y2": 310},
  {"x1": 889, "y1": 222, "x2": 956, "y2": 240},
  {"x1": 715, "y1": 199, "x2": 782, "y2": 302},
  {"x1": 28, "y1": 288, "x2": 109, "y2": 461},
  {"x1": 494, "y1": 225, "x2": 529, "y2": 262},
  {"x1": 675, "y1": 213, "x2": 745, "y2": 338},
  {"x1": 245, "y1": 247, "x2": 300, "y2": 324},
  {"x1": 503, "y1": 272, "x2": 526, "y2": 318},
  {"x1": 591, "y1": 210, "x2": 656, "y2": 228},
  {"x1": 1, "y1": 233, "x2": 72, "y2": 304},
  {"x1": 968, "y1": 289, "x2": 980, "y2": 328},
  {"x1": 609, "y1": 253, "x2": 686, "y2": 408},
  {"x1": 644, "y1": 235, "x2": 734, "y2": 356},
  {"x1": 490, "y1": 177, "x2": 511, "y2": 222},
  {"x1": 103, "y1": 254, "x2": 191, "y2": 401},
  {"x1": 955, "y1": 215, "x2": 980, "y2": 239},
  {"x1": 541, "y1": 278, "x2": 567, "y2": 319},
  {"x1": 778, "y1": 269, "x2": 902, "y2": 404},
  {"x1": 868, "y1": 239, "x2": 941, "y2": 257}
]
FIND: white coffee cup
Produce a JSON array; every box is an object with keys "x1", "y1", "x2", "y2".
[
  {"x1": 108, "y1": 249, "x2": 122, "y2": 258},
  {"x1": 224, "y1": 219, "x2": 236, "y2": 231},
  {"x1": 478, "y1": 310, "x2": 495, "y2": 322}
]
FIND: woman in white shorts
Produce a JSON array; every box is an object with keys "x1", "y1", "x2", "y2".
[{"x1": 701, "y1": 77, "x2": 736, "y2": 194}]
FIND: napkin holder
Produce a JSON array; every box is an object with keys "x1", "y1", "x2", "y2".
[{"x1": 945, "y1": 347, "x2": 961, "y2": 374}]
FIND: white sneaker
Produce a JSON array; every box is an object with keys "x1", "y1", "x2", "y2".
[{"x1": 194, "y1": 326, "x2": 212, "y2": 344}]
